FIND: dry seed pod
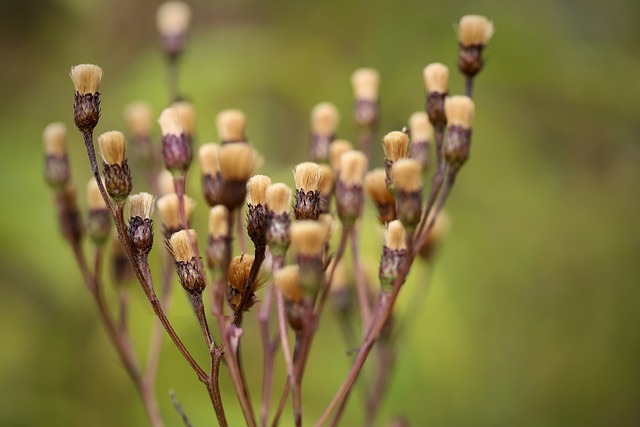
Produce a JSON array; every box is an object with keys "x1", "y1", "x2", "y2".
[
  {"x1": 444, "y1": 96, "x2": 475, "y2": 171},
  {"x1": 310, "y1": 102, "x2": 340, "y2": 161},
  {"x1": 265, "y1": 183, "x2": 292, "y2": 256},
  {"x1": 408, "y1": 112, "x2": 433, "y2": 171},
  {"x1": 156, "y1": 1, "x2": 192, "y2": 58},
  {"x1": 423, "y1": 63, "x2": 449, "y2": 128},
  {"x1": 98, "y1": 131, "x2": 132, "y2": 204},
  {"x1": 207, "y1": 205, "x2": 230, "y2": 270},
  {"x1": 246, "y1": 175, "x2": 272, "y2": 247},
  {"x1": 391, "y1": 159, "x2": 423, "y2": 232},
  {"x1": 70, "y1": 64, "x2": 103, "y2": 133},
  {"x1": 217, "y1": 143, "x2": 261, "y2": 210},
  {"x1": 226, "y1": 255, "x2": 265, "y2": 313},
  {"x1": 351, "y1": 68, "x2": 380, "y2": 128},
  {"x1": 335, "y1": 151, "x2": 367, "y2": 226},
  {"x1": 168, "y1": 229, "x2": 205, "y2": 294},
  {"x1": 128, "y1": 192, "x2": 155, "y2": 256},
  {"x1": 457, "y1": 15, "x2": 494, "y2": 81},
  {"x1": 158, "y1": 107, "x2": 191, "y2": 173},
  {"x1": 216, "y1": 109, "x2": 247, "y2": 143},
  {"x1": 293, "y1": 162, "x2": 322, "y2": 220},
  {"x1": 43, "y1": 123, "x2": 70, "y2": 189},
  {"x1": 290, "y1": 221, "x2": 327, "y2": 296},
  {"x1": 379, "y1": 220, "x2": 407, "y2": 293},
  {"x1": 156, "y1": 193, "x2": 195, "y2": 237}
]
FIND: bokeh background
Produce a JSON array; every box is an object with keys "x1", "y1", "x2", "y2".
[{"x1": 1, "y1": 0, "x2": 639, "y2": 425}]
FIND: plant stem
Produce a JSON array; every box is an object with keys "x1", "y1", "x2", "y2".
[{"x1": 465, "y1": 76, "x2": 474, "y2": 98}]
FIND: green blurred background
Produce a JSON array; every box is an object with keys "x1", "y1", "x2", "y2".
[{"x1": 1, "y1": 0, "x2": 639, "y2": 425}]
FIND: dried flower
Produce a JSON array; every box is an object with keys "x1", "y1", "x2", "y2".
[
  {"x1": 198, "y1": 143, "x2": 222, "y2": 206},
  {"x1": 157, "y1": 193, "x2": 195, "y2": 237},
  {"x1": 98, "y1": 131, "x2": 132, "y2": 204},
  {"x1": 290, "y1": 221, "x2": 327, "y2": 295},
  {"x1": 128, "y1": 192, "x2": 155, "y2": 256},
  {"x1": 293, "y1": 162, "x2": 322, "y2": 220},
  {"x1": 391, "y1": 159, "x2": 423, "y2": 232},
  {"x1": 158, "y1": 107, "x2": 191, "y2": 173},
  {"x1": 329, "y1": 139, "x2": 354, "y2": 173},
  {"x1": 351, "y1": 68, "x2": 380, "y2": 128},
  {"x1": 167, "y1": 229, "x2": 205, "y2": 294},
  {"x1": 207, "y1": 205, "x2": 230, "y2": 270},
  {"x1": 310, "y1": 102, "x2": 340, "y2": 161},
  {"x1": 444, "y1": 96, "x2": 475, "y2": 171},
  {"x1": 156, "y1": 1, "x2": 192, "y2": 58},
  {"x1": 70, "y1": 64, "x2": 103, "y2": 133},
  {"x1": 87, "y1": 179, "x2": 111, "y2": 244},
  {"x1": 246, "y1": 174, "x2": 272, "y2": 247},
  {"x1": 408, "y1": 112, "x2": 433, "y2": 171},
  {"x1": 335, "y1": 150, "x2": 368, "y2": 226},
  {"x1": 265, "y1": 183, "x2": 292, "y2": 256},
  {"x1": 318, "y1": 164, "x2": 335, "y2": 214},
  {"x1": 423, "y1": 63, "x2": 449, "y2": 128},
  {"x1": 379, "y1": 220, "x2": 407, "y2": 293},
  {"x1": 457, "y1": 15, "x2": 494, "y2": 80},
  {"x1": 218, "y1": 143, "x2": 261, "y2": 210},
  {"x1": 226, "y1": 255, "x2": 265, "y2": 312}
]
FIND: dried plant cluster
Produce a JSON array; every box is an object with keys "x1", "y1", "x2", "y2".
[{"x1": 45, "y1": 4, "x2": 492, "y2": 426}]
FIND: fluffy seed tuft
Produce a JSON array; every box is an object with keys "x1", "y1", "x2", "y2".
[
  {"x1": 218, "y1": 143, "x2": 261, "y2": 180},
  {"x1": 409, "y1": 112, "x2": 434, "y2": 142},
  {"x1": 172, "y1": 101, "x2": 196, "y2": 135},
  {"x1": 458, "y1": 15, "x2": 494, "y2": 46},
  {"x1": 423, "y1": 63, "x2": 449, "y2": 94},
  {"x1": 273, "y1": 265, "x2": 303, "y2": 303},
  {"x1": 129, "y1": 192, "x2": 155, "y2": 219},
  {"x1": 364, "y1": 169, "x2": 394, "y2": 204},
  {"x1": 339, "y1": 150, "x2": 368, "y2": 186},
  {"x1": 98, "y1": 131, "x2": 127, "y2": 165},
  {"x1": 123, "y1": 102, "x2": 153, "y2": 136},
  {"x1": 391, "y1": 159, "x2": 423, "y2": 192},
  {"x1": 246, "y1": 175, "x2": 272, "y2": 206},
  {"x1": 167, "y1": 229, "x2": 198, "y2": 262},
  {"x1": 290, "y1": 221, "x2": 327, "y2": 256},
  {"x1": 351, "y1": 68, "x2": 380, "y2": 100},
  {"x1": 266, "y1": 183, "x2": 292, "y2": 215},
  {"x1": 209, "y1": 205, "x2": 229, "y2": 238},
  {"x1": 329, "y1": 140, "x2": 353, "y2": 171},
  {"x1": 87, "y1": 179, "x2": 108, "y2": 210},
  {"x1": 294, "y1": 162, "x2": 322, "y2": 192},
  {"x1": 383, "y1": 131, "x2": 410, "y2": 162},
  {"x1": 228, "y1": 254, "x2": 265, "y2": 292},
  {"x1": 198, "y1": 143, "x2": 220, "y2": 176},
  {"x1": 156, "y1": 1, "x2": 192, "y2": 36},
  {"x1": 385, "y1": 220, "x2": 406, "y2": 250},
  {"x1": 158, "y1": 107, "x2": 183, "y2": 137},
  {"x1": 43, "y1": 123, "x2": 67, "y2": 156},
  {"x1": 311, "y1": 102, "x2": 340, "y2": 136},
  {"x1": 445, "y1": 96, "x2": 475, "y2": 128},
  {"x1": 216, "y1": 109, "x2": 246, "y2": 142},
  {"x1": 70, "y1": 64, "x2": 103, "y2": 95},
  {"x1": 157, "y1": 193, "x2": 196, "y2": 229}
]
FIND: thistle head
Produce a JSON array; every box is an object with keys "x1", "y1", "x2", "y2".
[
  {"x1": 216, "y1": 109, "x2": 247, "y2": 143},
  {"x1": 70, "y1": 64, "x2": 103, "y2": 95}
]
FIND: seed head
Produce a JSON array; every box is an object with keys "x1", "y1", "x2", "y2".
[
  {"x1": 423, "y1": 63, "x2": 449, "y2": 94},
  {"x1": 273, "y1": 265, "x2": 302, "y2": 303},
  {"x1": 157, "y1": 193, "x2": 195, "y2": 232},
  {"x1": 457, "y1": 15, "x2": 494, "y2": 46},
  {"x1": 129, "y1": 192, "x2": 155, "y2": 219},
  {"x1": 351, "y1": 68, "x2": 380, "y2": 101},
  {"x1": 339, "y1": 151, "x2": 368, "y2": 186},
  {"x1": 383, "y1": 131, "x2": 410, "y2": 162},
  {"x1": 216, "y1": 109, "x2": 247, "y2": 143},
  {"x1": 266, "y1": 183, "x2": 292, "y2": 215},
  {"x1": 227, "y1": 254, "x2": 266, "y2": 311},
  {"x1": 445, "y1": 96, "x2": 475, "y2": 129},
  {"x1": 123, "y1": 101, "x2": 153, "y2": 137},
  {"x1": 43, "y1": 123, "x2": 67, "y2": 157},
  {"x1": 329, "y1": 139, "x2": 353, "y2": 172},
  {"x1": 198, "y1": 143, "x2": 220, "y2": 176},
  {"x1": 293, "y1": 162, "x2": 322, "y2": 192},
  {"x1": 385, "y1": 220, "x2": 406, "y2": 250},
  {"x1": 365, "y1": 168, "x2": 394, "y2": 205},
  {"x1": 172, "y1": 101, "x2": 196, "y2": 135},
  {"x1": 87, "y1": 179, "x2": 108, "y2": 211},
  {"x1": 70, "y1": 64, "x2": 103, "y2": 95},
  {"x1": 98, "y1": 131, "x2": 127, "y2": 165},
  {"x1": 218, "y1": 143, "x2": 261, "y2": 180},
  {"x1": 409, "y1": 112, "x2": 433, "y2": 142},
  {"x1": 391, "y1": 159, "x2": 422, "y2": 192},
  {"x1": 209, "y1": 205, "x2": 229, "y2": 238},
  {"x1": 311, "y1": 102, "x2": 340, "y2": 136},
  {"x1": 156, "y1": 1, "x2": 192, "y2": 37},
  {"x1": 157, "y1": 170, "x2": 175, "y2": 196},
  {"x1": 290, "y1": 221, "x2": 327, "y2": 256},
  {"x1": 246, "y1": 174, "x2": 271, "y2": 206},
  {"x1": 158, "y1": 107, "x2": 183, "y2": 137}
]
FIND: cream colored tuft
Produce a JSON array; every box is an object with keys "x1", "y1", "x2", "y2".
[
  {"x1": 385, "y1": 220, "x2": 406, "y2": 250},
  {"x1": 70, "y1": 64, "x2": 103, "y2": 95},
  {"x1": 198, "y1": 143, "x2": 220, "y2": 176},
  {"x1": 339, "y1": 150, "x2": 368, "y2": 186},
  {"x1": 293, "y1": 162, "x2": 322, "y2": 192},
  {"x1": 228, "y1": 254, "x2": 265, "y2": 293},
  {"x1": 87, "y1": 179, "x2": 108, "y2": 210},
  {"x1": 383, "y1": 131, "x2": 410, "y2": 162},
  {"x1": 43, "y1": 122, "x2": 67, "y2": 156},
  {"x1": 209, "y1": 205, "x2": 229, "y2": 238},
  {"x1": 445, "y1": 96, "x2": 475, "y2": 128},
  {"x1": 318, "y1": 164, "x2": 335, "y2": 196},
  {"x1": 458, "y1": 15, "x2": 494, "y2": 46},
  {"x1": 157, "y1": 193, "x2": 196, "y2": 229},
  {"x1": 156, "y1": 1, "x2": 192, "y2": 36},
  {"x1": 311, "y1": 102, "x2": 340, "y2": 136},
  {"x1": 168, "y1": 229, "x2": 198, "y2": 263},
  {"x1": 290, "y1": 221, "x2": 327, "y2": 256},
  {"x1": 409, "y1": 112, "x2": 433, "y2": 142},
  {"x1": 98, "y1": 131, "x2": 127, "y2": 165},
  {"x1": 218, "y1": 143, "x2": 260, "y2": 180},
  {"x1": 329, "y1": 140, "x2": 353, "y2": 171},
  {"x1": 129, "y1": 192, "x2": 155, "y2": 219},
  {"x1": 157, "y1": 170, "x2": 175, "y2": 196},
  {"x1": 423, "y1": 63, "x2": 449, "y2": 94},
  {"x1": 351, "y1": 68, "x2": 380, "y2": 100},
  {"x1": 391, "y1": 159, "x2": 423, "y2": 192},
  {"x1": 364, "y1": 168, "x2": 394, "y2": 204},
  {"x1": 273, "y1": 265, "x2": 303, "y2": 303},
  {"x1": 172, "y1": 101, "x2": 196, "y2": 135},
  {"x1": 265, "y1": 183, "x2": 292, "y2": 215},
  {"x1": 158, "y1": 107, "x2": 183, "y2": 137},
  {"x1": 246, "y1": 175, "x2": 272, "y2": 206},
  {"x1": 216, "y1": 109, "x2": 246, "y2": 142},
  {"x1": 123, "y1": 101, "x2": 153, "y2": 136}
]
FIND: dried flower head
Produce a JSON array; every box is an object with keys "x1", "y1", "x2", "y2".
[
  {"x1": 266, "y1": 183, "x2": 292, "y2": 215},
  {"x1": 365, "y1": 168, "x2": 394, "y2": 205},
  {"x1": 158, "y1": 107, "x2": 183, "y2": 137},
  {"x1": 227, "y1": 254, "x2": 266, "y2": 311},
  {"x1": 168, "y1": 229, "x2": 205, "y2": 293},
  {"x1": 351, "y1": 68, "x2": 380, "y2": 101},
  {"x1": 339, "y1": 151, "x2": 368, "y2": 186},
  {"x1": 87, "y1": 179, "x2": 108, "y2": 211},
  {"x1": 129, "y1": 192, "x2": 155, "y2": 219},
  {"x1": 311, "y1": 102, "x2": 340, "y2": 136},
  {"x1": 458, "y1": 15, "x2": 494, "y2": 46},
  {"x1": 383, "y1": 131, "x2": 410, "y2": 162},
  {"x1": 330, "y1": 140, "x2": 353, "y2": 171},
  {"x1": 216, "y1": 109, "x2": 247, "y2": 143},
  {"x1": 445, "y1": 96, "x2": 475, "y2": 128},
  {"x1": 124, "y1": 101, "x2": 153, "y2": 137},
  {"x1": 423, "y1": 63, "x2": 449, "y2": 94},
  {"x1": 273, "y1": 265, "x2": 303, "y2": 303},
  {"x1": 246, "y1": 175, "x2": 272, "y2": 206},
  {"x1": 209, "y1": 205, "x2": 229, "y2": 238},
  {"x1": 156, "y1": 1, "x2": 192, "y2": 37},
  {"x1": 294, "y1": 162, "x2": 322, "y2": 192},
  {"x1": 385, "y1": 220, "x2": 406, "y2": 250},
  {"x1": 391, "y1": 159, "x2": 423, "y2": 192},
  {"x1": 157, "y1": 170, "x2": 175, "y2": 196},
  {"x1": 172, "y1": 101, "x2": 196, "y2": 135},
  {"x1": 157, "y1": 193, "x2": 196, "y2": 232},
  {"x1": 290, "y1": 221, "x2": 327, "y2": 256},
  {"x1": 198, "y1": 143, "x2": 220, "y2": 176},
  {"x1": 218, "y1": 143, "x2": 260, "y2": 180},
  {"x1": 98, "y1": 131, "x2": 127, "y2": 165},
  {"x1": 70, "y1": 64, "x2": 103, "y2": 95},
  {"x1": 43, "y1": 123, "x2": 67, "y2": 157},
  {"x1": 409, "y1": 112, "x2": 433, "y2": 142}
]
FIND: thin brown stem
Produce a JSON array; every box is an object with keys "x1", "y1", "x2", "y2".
[{"x1": 465, "y1": 76, "x2": 474, "y2": 98}]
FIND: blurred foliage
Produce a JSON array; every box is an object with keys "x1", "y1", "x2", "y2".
[{"x1": 1, "y1": 0, "x2": 640, "y2": 425}]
